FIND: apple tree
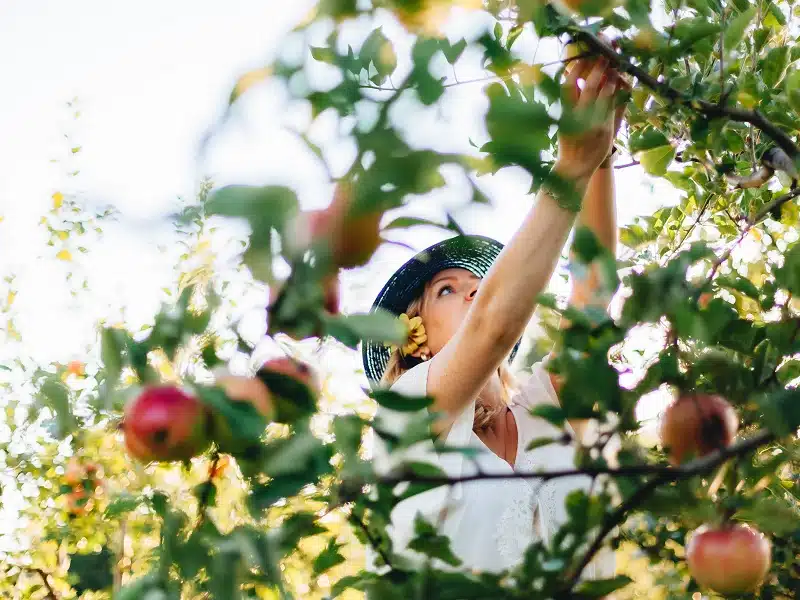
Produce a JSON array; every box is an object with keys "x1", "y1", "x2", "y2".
[{"x1": 3, "y1": 0, "x2": 800, "y2": 598}]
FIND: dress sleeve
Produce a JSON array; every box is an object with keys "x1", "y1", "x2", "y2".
[
  {"x1": 366, "y1": 362, "x2": 478, "y2": 572},
  {"x1": 371, "y1": 361, "x2": 476, "y2": 476}
]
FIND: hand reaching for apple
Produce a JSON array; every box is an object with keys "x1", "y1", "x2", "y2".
[{"x1": 554, "y1": 58, "x2": 627, "y2": 182}]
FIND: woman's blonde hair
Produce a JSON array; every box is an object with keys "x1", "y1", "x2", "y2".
[{"x1": 380, "y1": 292, "x2": 518, "y2": 431}]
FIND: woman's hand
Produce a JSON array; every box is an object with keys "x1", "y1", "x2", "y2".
[{"x1": 554, "y1": 59, "x2": 622, "y2": 182}]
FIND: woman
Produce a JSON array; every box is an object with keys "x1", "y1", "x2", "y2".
[{"x1": 362, "y1": 57, "x2": 625, "y2": 577}]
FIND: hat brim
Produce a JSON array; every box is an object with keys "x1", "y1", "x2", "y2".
[{"x1": 361, "y1": 235, "x2": 519, "y2": 388}]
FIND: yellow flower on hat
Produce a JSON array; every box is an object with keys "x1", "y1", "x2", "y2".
[{"x1": 387, "y1": 313, "x2": 428, "y2": 357}]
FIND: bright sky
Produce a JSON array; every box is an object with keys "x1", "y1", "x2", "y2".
[{"x1": 0, "y1": 0, "x2": 679, "y2": 548}]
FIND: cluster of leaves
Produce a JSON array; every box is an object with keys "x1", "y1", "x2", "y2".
[{"x1": 3, "y1": 0, "x2": 800, "y2": 598}]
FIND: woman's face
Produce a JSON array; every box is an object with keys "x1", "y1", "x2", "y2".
[{"x1": 420, "y1": 267, "x2": 481, "y2": 356}]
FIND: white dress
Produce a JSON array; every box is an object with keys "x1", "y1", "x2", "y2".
[{"x1": 369, "y1": 360, "x2": 615, "y2": 577}]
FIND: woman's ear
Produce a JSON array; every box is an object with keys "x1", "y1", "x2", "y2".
[{"x1": 410, "y1": 344, "x2": 431, "y2": 361}]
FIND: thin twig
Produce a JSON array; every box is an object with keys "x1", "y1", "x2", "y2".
[
  {"x1": 375, "y1": 463, "x2": 671, "y2": 487},
  {"x1": 359, "y1": 55, "x2": 589, "y2": 93},
  {"x1": 374, "y1": 428, "x2": 773, "y2": 489},
  {"x1": 351, "y1": 511, "x2": 393, "y2": 569},
  {"x1": 669, "y1": 195, "x2": 713, "y2": 259},
  {"x1": 613, "y1": 160, "x2": 640, "y2": 169}
]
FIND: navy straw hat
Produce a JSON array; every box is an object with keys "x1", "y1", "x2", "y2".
[{"x1": 361, "y1": 234, "x2": 520, "y2": 388}]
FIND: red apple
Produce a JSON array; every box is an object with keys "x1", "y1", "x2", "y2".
[
  {"x1": 285, "y1": 182, "x2": 383, "y2": 270},
  {"x1": 687, "y1": 524, "x2": 771, "y2": 594},
  {"x1": 123, "y1": 386, "x2": 210, "y2": 462},
  {"x1": 327, "y1": 182, "x2": 383, "y2": 268},
  {"x1": 659, "y1": 394, "x2": 738, "y2": 465}
]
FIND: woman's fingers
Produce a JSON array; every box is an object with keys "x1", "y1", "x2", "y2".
[
  {"x1": 592, "y1": 73, "x2": 616, "y2": 121},
  {"x1": 579, "y1": 59, "x2": 610, "y2": 108},
  {"x1": 563, "y1": 59, "x2": 585, "y2": 105}
]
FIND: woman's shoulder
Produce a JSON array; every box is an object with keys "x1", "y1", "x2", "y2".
[{"x1": 388, "y1": 361, "x2": 431, "y2": 398}]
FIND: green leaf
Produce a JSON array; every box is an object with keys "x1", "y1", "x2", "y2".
[
  {"x1": 360, "y1": 27, "x2": 397, "y2": 79},
  {"x1": 408, "y1": 514, "x2": 462, "y2": 567},
  {"x1": 761, "y1": 46, "x2": 791, "y2": 88},
  {"x1": 382, "y1": 215, "x2": 458, "y2": 233},
  {"x1": 757, "y1": 389, "x2": 800, "y2": 436},
  {"x1": 485, "y1": 82, "x2": 552, "y2": 173},
  {"x1": 575, "y1": 575, "x2": 634, "y2": 597},
  {"x1": 736, "y1": 498, "x2": 800, "y2": 535},
  {"x1": 572, "y1": 227, "x2": 603, "y2": 263},
  {"x1": 312, "y1": 538, "x2": 346, "y2": 576},
  {"x1": 248, "y1": 477, "x2": 309, "y2": 513},
  {"x1": 638, "y1": 145, "x2": 676, "y2": 176},
  {"x1": 193, "y1": 480, "x2": 217, "y2": 508},
  {"x1": 716, "y1": 275, "x2": 759, "y2": 299},
  {"x1": 68, "y1": 547, "x2": 114, "y2": 594},
  {"x1": 723, "y1": 7, "x2": 756, "y2": 52},
  {"x1": 323, "y1": 311, "x2": 407, "y2": 348},
  {"x1": 274, "y1": 512, "x2": 327, "y2": 557},
  {"x1": 371, "y1": 389, "x2": 433, "y2": 412},
  {"x1": 104, "y1": 493, "x2": 143, "y2": 518},
  {"x1": 207, "y1": 185, "x2": 298, "y2": 247},
  {"x1": 410, "y1": 38, "x2": 446, "y2": 105},
  {"x1": 150, "y1": 492, "x2": 169, "y2": 517},
  {"x1": 256, "y1": 368, "x2": 317, "y2": 424},
  {"x1": 310, "y1": 46, "x2": 337, "y2": 65},
  {"x1": 670, "y1": 18, "x2": 720, "y2": 51},
  {"x1": 628, "y1": 127, "x2": 670, "y2": 153},
  {"x1": 100, "y1": 327, "x2": 124, "y2": 388},
  {"x1": 174, "y1": 530, "x2": 209, "y2": 580},
  {"x1": 441, "y1": 38, "x2": 467, "y2": 64},
  {"x1": 38, "y1": 376, "x2": 75, "y2": 438},
  {"x1": 528, "y1": 404, "x2": 566, "y2": 427},
  {"x1": 196, "y1": 385, "x2": 267, "y2": 444},
  {"x1": 526, "y1": 436, "x2": 563, "y2": 451}
]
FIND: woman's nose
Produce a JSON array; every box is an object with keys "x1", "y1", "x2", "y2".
[{"x1": 466, "y1": 285, "x2": 478, "y2": 301}]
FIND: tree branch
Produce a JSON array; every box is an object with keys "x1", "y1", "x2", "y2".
[
  {"x1": 376, "y1": 463, "x2": 672, "y2": 487},
  {"x1": 350, "y1": 510, "x2": 394, "y2": 569},
  {"x1": 570, "y1": 29, "x2": 800, "y2": 162},
  {"x1": 562, "y1": 428, "x2": 774, "y2": 591},
  {"x1": 373, "y1": 428, "x2": 773, "y2": 490}
]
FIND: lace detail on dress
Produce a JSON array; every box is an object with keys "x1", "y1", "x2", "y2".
[
  {"x1": 493, "y1": 452, "x2": 542, "y2": 564},
  {"x1": 493, "y1": 479, "x2": 536, "y2": 564},
  {"x1": 537, "y1": 479, "x2": 560, "y2": 543}
]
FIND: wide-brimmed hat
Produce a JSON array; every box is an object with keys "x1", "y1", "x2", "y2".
[{"x1": 361, "y1": 234, "x2": 520, "y2": 388}]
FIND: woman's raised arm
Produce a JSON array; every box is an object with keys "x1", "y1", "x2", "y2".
[{"x1": 426, "y1": 59, "x2": 622, "y2": 425}]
